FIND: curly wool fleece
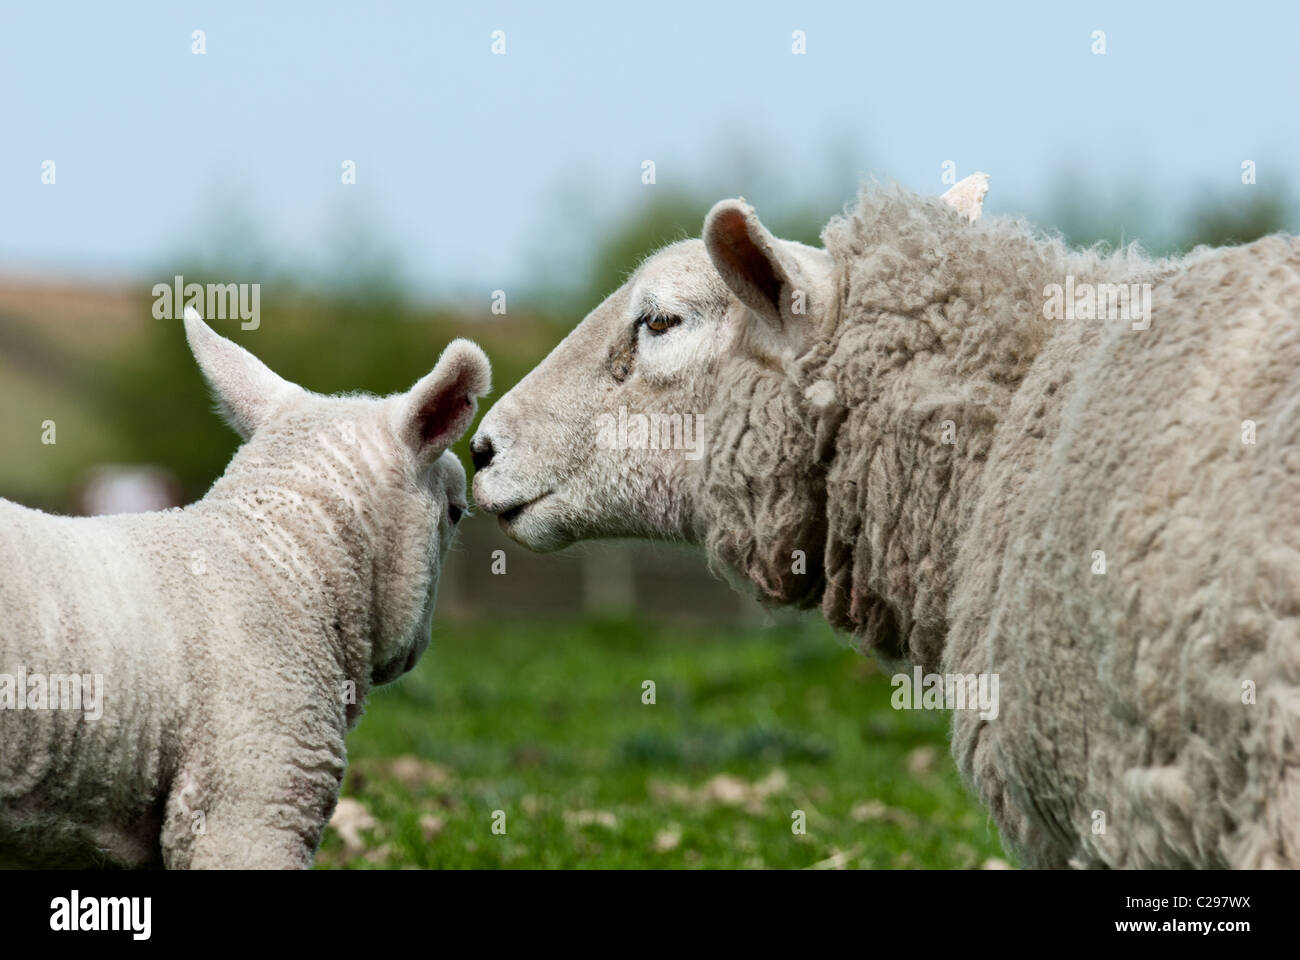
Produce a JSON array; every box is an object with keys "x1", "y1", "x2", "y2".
[
  {"x1": 764, "y1": 188, "x2": 1300, "y2": 868},
  {"x1": 474, "y1": 177, "x2": 1300, "y2": 869},
  {"x1": 0, "y1": 313, "x2": 490, "y2": 868}
]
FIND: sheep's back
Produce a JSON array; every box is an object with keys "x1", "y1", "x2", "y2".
[{"x1": 950, "y1": 234, "x2": 1300, "y2": 868}]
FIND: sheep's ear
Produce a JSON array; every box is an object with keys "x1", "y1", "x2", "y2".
[
  {"x1": 703, "y1": 199, "x2": 830, "y2": 333},
  {"x1": 941, "y1": 172, "x2": 989, "y2": 223},
  {"x1": 184, "y1": 307, "x2": 299, "y2": 440},
  {"x1": 704, "y1": 199, "x2": 797, "y2": 328},
  {"x1": 394, "y1": 339, "x2": 492, "y2": 460}
]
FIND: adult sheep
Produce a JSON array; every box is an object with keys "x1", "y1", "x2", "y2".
[
  {"x1": 0, "y1": 309, "x2": 489, "y2": 868},
  {"x1": 471, "y1": 175, "x2": 1300, "y2": 869}
]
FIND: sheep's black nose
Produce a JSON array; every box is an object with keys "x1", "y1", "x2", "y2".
[{"x1": 470, "y1": 435, "x2": 495, "y2": 471}]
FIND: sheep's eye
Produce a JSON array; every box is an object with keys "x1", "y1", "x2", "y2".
[
  {"x1": 448, "y1": 503, "x2": 464, "y2": 525},
  {"x1": 642, "y1": 314, "x2": 682, "y2": 335}
]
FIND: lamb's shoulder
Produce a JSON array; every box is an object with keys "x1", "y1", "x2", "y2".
[
  {"x1": 160, "y1": 680, "x2": 349, "y2": 869},
  {"x1": 137, "y1": 513, "x2": 355, "y2": 868}
]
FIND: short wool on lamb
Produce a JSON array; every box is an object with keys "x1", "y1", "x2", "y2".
[{"x1": 0, "y1": 312, "x2": 490, "y2": 868}]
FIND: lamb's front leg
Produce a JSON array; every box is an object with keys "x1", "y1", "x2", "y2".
[{"x1": 161, "y1": 732, "x2": 347, "y2": 870}]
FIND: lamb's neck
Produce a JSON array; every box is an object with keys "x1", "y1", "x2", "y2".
[{"x1": 193, "y1": 465, "x2": 378, "y2": 687}]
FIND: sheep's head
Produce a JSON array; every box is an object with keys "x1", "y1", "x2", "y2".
[
  {"x1": 472, "y1": 176, "x2": 987, "y2": 605},
  {"x1": 183, "y1": 309, "x2": 490, "y2": 686},
  {"x1": 471, "y1": 189, "x2": 841, "y2": 558}
]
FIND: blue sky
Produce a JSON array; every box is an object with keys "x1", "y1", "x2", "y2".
[{"x1": 1, "y1": 1, "x2": 1296, "y2": 301}]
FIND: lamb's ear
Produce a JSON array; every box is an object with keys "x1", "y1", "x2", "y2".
[
  {"x1": 394, "y1": 339, "x2": 492, "y2": 460},
  {"x1": 184, "y1": 307, "x2": 299, "y2": 440},
  {"x1": 941, "y1": 172, "x2": 989, "y2": 223}
]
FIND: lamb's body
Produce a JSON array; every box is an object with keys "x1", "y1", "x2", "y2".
[
  {"x1": 0, "y1": 491, "x2": 359, "y2": 868},
  {"x1": 0, "y1": 316, "x2": 489, "y2": 868},
  {"x1": 473, "y1": 179, "x2": 1300, "y2": 868}
]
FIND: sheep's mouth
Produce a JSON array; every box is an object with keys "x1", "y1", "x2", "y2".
[
  {"x1": 499, "y1": 491, "x2": 552, "y2": 525},
  {"x1": 372, "y1": 646, "x2": 421, "y2": 685}
]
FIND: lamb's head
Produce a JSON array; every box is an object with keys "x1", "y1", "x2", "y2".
[
  {"x1": 182, "y1": 308, "x2": 490, "y2": 685},
  {"x1": 473, "y1": 176, "x2": 987, "y2": 606}
]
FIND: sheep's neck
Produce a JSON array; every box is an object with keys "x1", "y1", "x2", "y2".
[
  {"x1": 809, "y1": 299, "x2": 1037, "y2": 673},
  {"x1": 820, "y1": 394, "x2": 998, "y2": 672},
  {"x1": 692, "y1": 355, "x2": 835, "y2": 612}
]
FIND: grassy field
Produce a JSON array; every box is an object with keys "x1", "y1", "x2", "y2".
[{"x1": 316, "y1": 616, "x2": 1012, "y2": 869}]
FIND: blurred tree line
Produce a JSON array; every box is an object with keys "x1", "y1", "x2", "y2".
[{"x1": 100, "y1": 279, "x2": 558, "y2": 502}]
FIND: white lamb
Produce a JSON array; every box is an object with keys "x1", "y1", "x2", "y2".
[
  {"x1": 472, "y1": 175, "x2": 1300, "y2": 868},
  {"x1": 0, "y1": 308, "x2": 490, "y2": 868}
]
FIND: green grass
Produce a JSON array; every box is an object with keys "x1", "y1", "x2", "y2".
[{"x1": 315, "y1": 616, "x2": 1011, "y2": 869}]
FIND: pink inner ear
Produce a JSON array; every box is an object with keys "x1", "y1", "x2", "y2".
[
  {"x1": 715, "y1": 208, "x2": 781, "y2": 313},
  {"x1": 420, "y1": 391, "x2": 473, "y2": 450}
]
